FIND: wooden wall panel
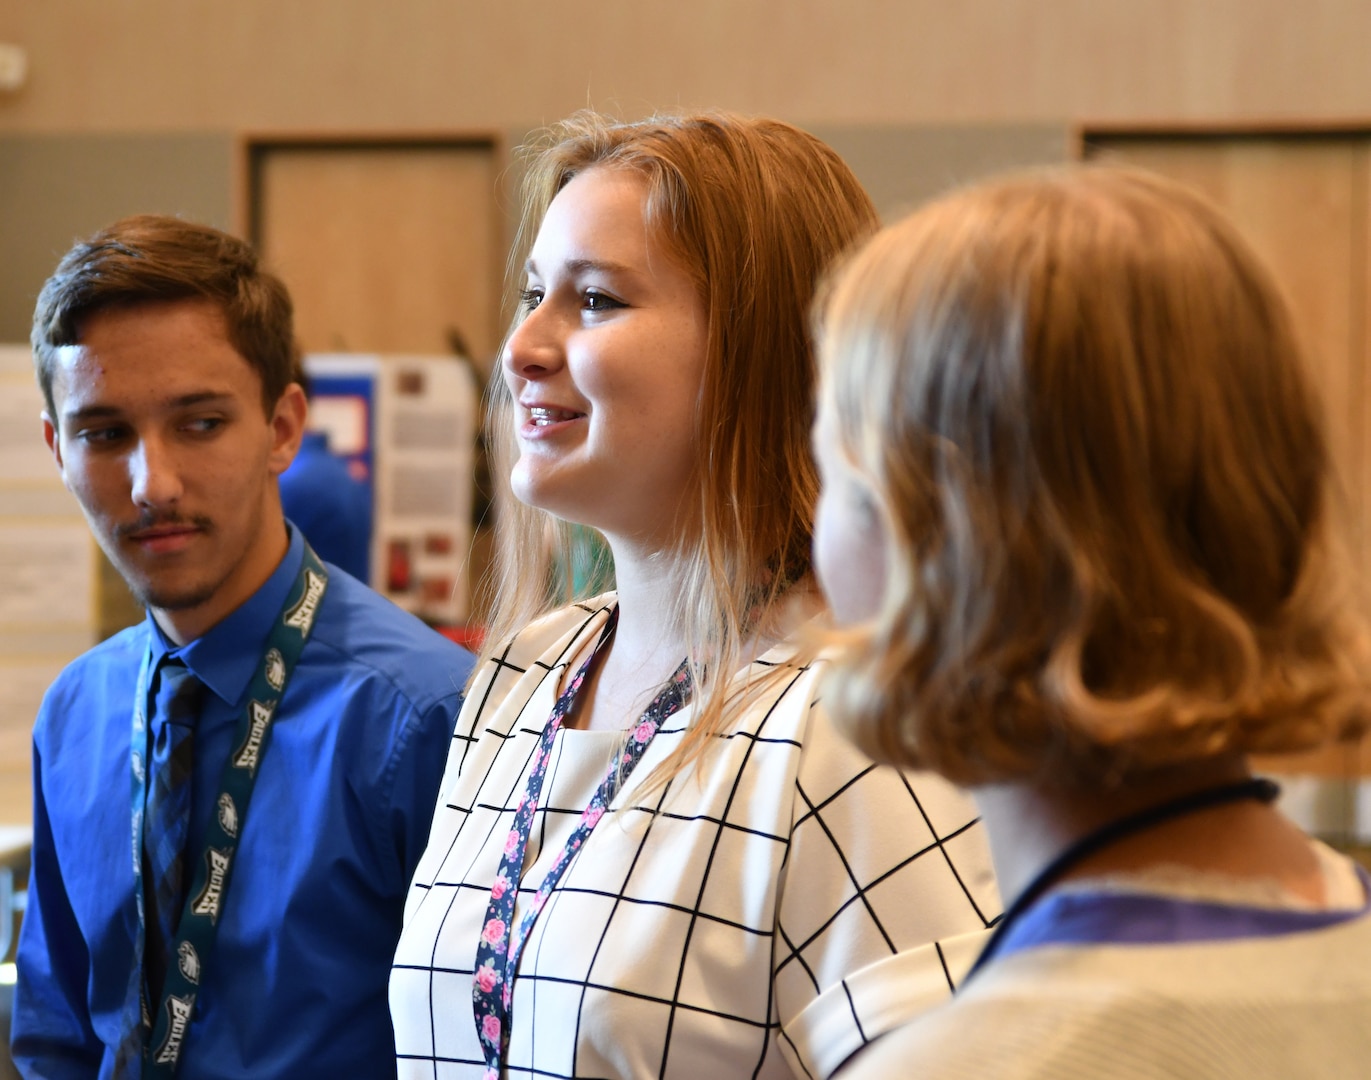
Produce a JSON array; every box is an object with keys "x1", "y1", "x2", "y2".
[
  {"x1": 4, "y1": 1, "x2": 1371, "y2": 135},
  {"x1": 254, "y1": 142, "x2": 502, "y2": 362},
  {"x1": 1359, "y1": 147, "x2": 1371, "y2": 578}
]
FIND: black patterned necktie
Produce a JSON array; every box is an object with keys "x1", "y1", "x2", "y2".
[{"x1": 142, "y1": 658, "x2": 203, "y2": 1007}]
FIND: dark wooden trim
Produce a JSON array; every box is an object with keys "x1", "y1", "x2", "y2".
[{"x1": 1075, "y1": 118, "x2": 1371, "y2": 159}]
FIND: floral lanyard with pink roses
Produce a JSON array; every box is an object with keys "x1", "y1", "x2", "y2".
[{"x1": 473, "y1": 606, "x2": 693, "y2": 1077}]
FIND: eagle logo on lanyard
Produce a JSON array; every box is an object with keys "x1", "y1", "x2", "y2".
[
  {"x1": 265, "y1": 648, "x2": 286, "y2": 691},
  {"x1": 217, "y1": 792, "x2": 239, "y2": 838},
  {"x1": 177, "y1": 940, "x2": 201, "y2": 985}
]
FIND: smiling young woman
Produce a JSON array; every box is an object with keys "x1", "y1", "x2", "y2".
[
  {"x1": 500, "y1": 165, "x2": 708, "y2": 556},
  {"x1": 388, "y1": 111, "x2": 1002, "y2": 1080}
]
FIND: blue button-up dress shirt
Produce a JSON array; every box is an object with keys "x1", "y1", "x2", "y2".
[{"x1": 12, "y1": 525, "x2": 473, "y2": 1079}]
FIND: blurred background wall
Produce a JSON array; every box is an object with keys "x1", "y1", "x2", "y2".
[
  {"x1": 4, "y1": 0, "x2": 1370, "y2": 343},
  {"x1": 3, "y1": 0, "x2": 1371, "y2": 832},
  {"x1": 4, "y1": 0, "x2": 1366, "y2": 134}
]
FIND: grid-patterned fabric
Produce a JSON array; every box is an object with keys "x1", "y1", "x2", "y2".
[{"x1": 392, "y1": 597, "x2": 1000, "y2": 1079}]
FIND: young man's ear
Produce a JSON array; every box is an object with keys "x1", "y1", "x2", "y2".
[
  {"x1": 267, "y1": 382, "x2": 309, "y2": 477},
  {"x1": 42, "y1": 412, "x2": 68, "y2": 480}
]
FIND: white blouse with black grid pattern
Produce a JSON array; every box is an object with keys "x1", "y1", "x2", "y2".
[{"x1": 390, "y1": 595, "x2": 1000, "y2": 1079}]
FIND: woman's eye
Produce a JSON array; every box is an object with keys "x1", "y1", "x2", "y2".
[
  {"x1": 519, "y1": 288, "x2": 544, "y2": 312},
  {"x1": 583, "y1": 291, "x2": 624, "y2": 313}
]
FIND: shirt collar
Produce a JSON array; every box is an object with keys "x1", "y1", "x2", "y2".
[{"x1": 147, "y1": 524, "x2": 305, "y2": 708}]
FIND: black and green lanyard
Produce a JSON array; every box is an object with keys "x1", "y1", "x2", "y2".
[{"x1": 128, "y1": 545, "x2": 329, "y2": 1078}]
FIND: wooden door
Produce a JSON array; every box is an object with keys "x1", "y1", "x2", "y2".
[{"x1": 249, "y1": 138, "x2": 504, "y2": 363}]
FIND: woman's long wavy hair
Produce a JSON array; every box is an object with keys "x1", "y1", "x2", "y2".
[
  {"x1": 815, "y1": 165, "x2": 1371, "y2": 789},
  {"x1": 479, "y1": 111, "x2": 879, "y2": 783}
]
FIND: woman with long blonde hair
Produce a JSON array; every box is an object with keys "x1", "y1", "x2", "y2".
[
  {"x1": 389, "y1": 111, "x2": 999, "y2": 1079},
  {"x1": 813, "y1": 164, "x2": 1371, "y2": 1078}
]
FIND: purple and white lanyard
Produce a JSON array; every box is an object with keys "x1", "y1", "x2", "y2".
[{"x1": 472, "y1": 607, "x2": 692, "y2": 1077}]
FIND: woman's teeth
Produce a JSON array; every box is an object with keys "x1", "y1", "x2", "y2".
[{"x1": 530, "y1": 407, "x2": 576, "y2": 426}]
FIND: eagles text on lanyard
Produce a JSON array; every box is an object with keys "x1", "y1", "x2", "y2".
[
  {"x1": 190, "y1": 848, "x2": 232, "y2": 923},
  {"x1": 283, "y1": 569, "x2": 325, "y2": 635},
  {"x1": 232, "y1": 700, "x2": 276, "y2": 774},
  {"x1": 155, "y1": 993, "x2": 196, "y2": 1065}
]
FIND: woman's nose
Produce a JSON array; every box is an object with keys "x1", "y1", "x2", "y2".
[{"x1": 502, "y1": 304, "x2": 564, "y2": 384}]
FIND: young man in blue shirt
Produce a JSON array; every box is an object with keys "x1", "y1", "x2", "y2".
[{"x1": 13, "y1": 215, "x2": 474, "y2": 1079}]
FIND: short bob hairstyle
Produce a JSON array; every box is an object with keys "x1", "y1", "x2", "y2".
[
  {"x1": 815, "y1": 165, "x2": 1371, "y2": 788},
  {"x1": 32, "y1": 214, "x2": 296, "y2": 417},
  {"x1": 483, "y1": 111, "x2": 878, "y2": 770}
]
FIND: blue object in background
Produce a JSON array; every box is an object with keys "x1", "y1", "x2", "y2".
[
  {"x1": 280, "y1": 430, "x2": 372, "y2": 583},
  {"x1": 281, "y1": 366, "x2": 376, "y2": 585}
]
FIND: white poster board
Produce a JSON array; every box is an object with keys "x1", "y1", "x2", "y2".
[
  {"x1": 0, "y1": 345, "x2": 95, "y2": 824},
  {"x1": 302, "y1": 353, "x2": 477, "y2": 626}
]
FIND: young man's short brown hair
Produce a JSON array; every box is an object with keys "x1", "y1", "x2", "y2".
[{"x1": 32, "y1": 214, "x2": 295, "y2": 416}]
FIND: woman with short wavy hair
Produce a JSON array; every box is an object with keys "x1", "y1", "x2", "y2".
[
  {"x1": 813, "y1": 164, "x2": 1371, "y2": 1079},
  {"x1": 389, "y1": 111, "x2": 1000, "y2": 1079}
]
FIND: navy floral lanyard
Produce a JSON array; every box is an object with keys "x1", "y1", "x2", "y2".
[{"x1": 472, "y1": 607, "x2": 692, "y2": 1076}]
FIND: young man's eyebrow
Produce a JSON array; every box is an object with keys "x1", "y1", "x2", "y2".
[
  {"x1": 63, "y1": 391, "x2": 236, "y2": 422},
  {"x1": 63, "y1": 404, "x2": 122, "y2": 422}
]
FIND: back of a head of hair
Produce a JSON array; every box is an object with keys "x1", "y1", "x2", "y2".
[
  {"x1": 483, "y1": 111, "x2": 879, "y2": 770},
  {"x1": 32, "y1": 214, "x2": 296, "y2": 416},
  {"x1": 816, "y1": 164, "x2": 1371, "y2": 788}
]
